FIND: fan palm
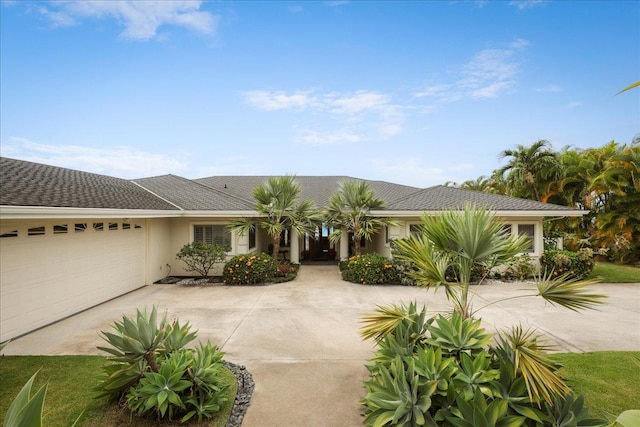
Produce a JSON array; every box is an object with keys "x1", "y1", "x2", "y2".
[
  {"x1": 393, "y1": 205, "x2": 530, "y2": 318},
  {"x1": 324, "y1": 180, "x2": 397, "y2": 257},
  {"x1": 229, "y1": 176, "x2": 322, "y2": 259}
]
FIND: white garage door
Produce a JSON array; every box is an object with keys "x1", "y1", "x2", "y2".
[{"x1": 0, "y1": 219, "x2": 146, "y2": 342}]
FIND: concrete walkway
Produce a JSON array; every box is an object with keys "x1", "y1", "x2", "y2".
[{"x1": 4, "y1": 265, "x2": 639, "y2": 426}]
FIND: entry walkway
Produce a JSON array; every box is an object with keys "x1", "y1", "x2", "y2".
[{"x1": 4, "y1": 266, "x2": 639, "y2": 426}]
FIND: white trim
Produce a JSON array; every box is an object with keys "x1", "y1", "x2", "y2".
[
  {"x1": 371, "y1": 209, "x2": 587, "y2": 218},
  {"x1": 0, "y1": 206, "x2": 181, "y2": 219}
]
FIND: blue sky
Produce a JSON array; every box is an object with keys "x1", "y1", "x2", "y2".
[{"x1": 1, "y1": 1, "x2": 638, "y2": 188}]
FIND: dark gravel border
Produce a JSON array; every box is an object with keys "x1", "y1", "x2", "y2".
[{"x1": 225, "y1": 362, "x2": 255, "y2": 427}]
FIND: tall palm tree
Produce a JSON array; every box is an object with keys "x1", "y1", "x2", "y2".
[
  {"x1": 324, "y1": 181, "x2": 397, "y2": 257},
  {"x1": 498, "y1": 140, "x2": 561, "y2": 201},
  {"x1": 229, "y1": 176, "x2": 321, "y2": 259}
]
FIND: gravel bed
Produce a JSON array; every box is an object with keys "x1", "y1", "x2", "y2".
[{"x1": 225, "y1": 362, "x2": 255, "y2": 427}]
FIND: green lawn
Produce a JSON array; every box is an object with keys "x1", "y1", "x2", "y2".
[
  {"x1": 3, "y1": 352, "x2": 639, "y2": 424},
  {"x1": 0, "y1": 355, "x2": 237, "y2": 427},
  {"x1": 589, "y1": 262, "x2": 640, "y2": 283},
  {"x1": 555, "y1": 351, "x2": 640, "y2": 418}
]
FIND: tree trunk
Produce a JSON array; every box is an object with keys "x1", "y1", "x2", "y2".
[{"x1": 272, "y1": 235, "x2": 281, "y2": 260}]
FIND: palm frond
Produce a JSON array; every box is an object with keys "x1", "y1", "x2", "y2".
[
  {"x1": 360, "y1": 302, "x2": 425, "y2": 342},
  {"x1": 535, "y1": 271, "x2": 607, "y2": 312},
  {"x1": 496, "y1": 325, "x2": 570, "y2": 405}
]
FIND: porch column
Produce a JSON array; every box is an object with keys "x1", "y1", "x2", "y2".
[
  {"x1": 290, "y1": 229, "x2": 300, "y2": 263},
  {"x1": 340, "y1": 230, "x2": 349, "y2": 261}
]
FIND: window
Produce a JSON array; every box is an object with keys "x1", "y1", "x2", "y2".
[
  {"x1": 134, "y1": 224, "x2": 142, "y2": 229},
  {"x1": 122, "y1": 223, "x2": 131, "y2": 230},
  {"x1": 93, "y1": 222, "x2": 104, "y2": 231},
  {"x1": 28, "y1": 226, "x2": 45, "y2": 236},
  {"x1": 194, "y1": 224, "x2": 231, "y2": 247},
  {"x1": 248, "y1": 225, "x2": 256, "y2": 249},
  {"x1": 517, "y1": 224, "x2": 535, "y2": 253},
  {"x1": 54, "y1": 224, "x2": 68, "y2": 234},
  {"x1": 75, "y1": 223, "x2": 87, "y2": 233},
  {"x1": 409, "y1": 224, "x2": 422, "y2": 237},
  {"x1": 108, "y1": 222, "x2": 118, "y2": 231},
  {"x1": 0, "y1": 229, "x2": 18, "y2": 238}
]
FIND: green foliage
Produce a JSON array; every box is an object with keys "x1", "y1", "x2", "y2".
[
  {"x1": 222, "y1": 253, "x2": 277, "y2": 285},
  {"x1": 176, "y1": 241, "x2": 230, "y2": 278},
  {"x1": 229, "y1": 175, "x2": 321, "y2": 259},
  {"x1": 341, "y1": 253, "x2": 399, "y2": 284},
  {"x1": 3, "y1": 371, "x2": 47, "y2": 427},
  {"x1": 325, "y1": 180, "x2": 398, "y2": 257},
  {"x1": 496, "y1": 254, "x2": 536, "y2": 281},
  {"x1": 426, "y1": 313, "x2": 492, "y2": 358},
  {"x1": 541, "y1": 249, "x2": 595, "y2": 280},
  {"x1": 360, "y1": 303, "x2": 609, "y2": 427},
  {"x1": 393, "y1": 206, "x2": 530, "y2": 317},
  {"x1": 94, "y1": 307, "x2": 228, "y2": 422}
]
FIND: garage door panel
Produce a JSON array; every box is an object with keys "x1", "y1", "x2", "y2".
[{"x1": 0, "y1": 221, "x2": 146, "y2": 342}]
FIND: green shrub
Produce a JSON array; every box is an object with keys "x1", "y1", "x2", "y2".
[
  {"x1": 93, "y1": 306, "x2": 228, "y2": 423},
  {"x1": 341, "y1": 253, "x2": 399, "y2": 284},
  {"x1": 496, "y1": 253, "x2": 536, "y2": 281},
  {"x1": 541, "y1": 249, "x2": 594, "y2": 280},
  {"x1": 273, "y1": 262, "x2": 299, "y2": 283},
  {"x1": 223, "y1": 253, "x2": 277, "y2": 285},
  {"x1": 360, "y1": 305, "x2": 608, "y2": 427},
  {"x1": 176, "y1": 241, "x2": 230, "y2": 278}
]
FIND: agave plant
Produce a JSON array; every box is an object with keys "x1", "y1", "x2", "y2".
[
  {"x1": 94, "y1": 307, "x2": 228, "y2": 422},
  {"x1": 2, "y1": 372, "x2": 47, "y2": 427}
]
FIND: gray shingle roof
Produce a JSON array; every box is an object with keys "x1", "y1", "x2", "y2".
[
  {"x1": 0, "y1": 157, "x2": 179, "y2": 210},
  {"x1": 387, "y1": 185, "x2": 578, "y2": 212},
  {"x1": 133, "y1": 175, "x2": 254, "y2": 211},
  {"x1": 1, "y1": 157, "x2": 579, "y2": 214},
  {"x1": 194, "y1": 176, "x2": 421, "y2": 208}
]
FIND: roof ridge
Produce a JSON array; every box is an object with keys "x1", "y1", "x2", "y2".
[
  {"x1": 131, "y1": 181, "x2": 185, "y2": 210},
  {"x1": 186, "y1": 176, "x2": 256, "y2": 208}
]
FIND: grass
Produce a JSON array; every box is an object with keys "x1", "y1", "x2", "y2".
[
  {"x1": 589, "y1": 262, "x2": 640, "y2": 283},
  {"x1": 556, "y1": 351, "x2": 640, "y2": 418},
  {"x1": 0, "y1": 355, "x2": 237, "y2": 427}
]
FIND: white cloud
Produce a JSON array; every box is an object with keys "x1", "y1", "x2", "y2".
[
  {"x1": 244, "y1": 89, "x2": 407, "y2": 144},
  {"x1": 1, "y1": 137, "x2": 187, "y2": 178},
  {"x1": 243, "y1": 90, "x2": 315, "y2": 111},
  {"x1": 371, "y1": 157, "x2": 477, "y2": 188},
  {"x1": 35, "y1": 1, "x2": 219, "y2": 40},
  {"x1": 508, "y1": 0, "x2": 548, "y2": 10},
  {"x1": 325, "y1": 91, "x2": 390, "y2": 114},
  {"x1": 416, "y1": 39, "x2": 528, "y2": 101},
  {"x1": 297, "y1": 130, "x2": 363, "y2": 145}
]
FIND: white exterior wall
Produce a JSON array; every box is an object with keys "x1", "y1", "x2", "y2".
[
  {"x1": 168, "y1": 217, "x2": 248, "y2": 277},
  {"x1": 146, "y1": 217, "x2": 173, "y2": 284},
  {"x1": 0, "y1": 218, "x2": 146, "y2": 341}
]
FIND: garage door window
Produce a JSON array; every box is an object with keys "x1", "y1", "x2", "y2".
[
  {"x1": 28, "y1": 226, "x2": 46, "y2": 236},
  {"x1": 54, "y1": 224, "x2": 68, "y2": 234},
  {"x1": 193, "y1": 225, "x2": 231, "y2": 247},
  {"x1": 1, "y1": 229, "x2": 19, "y2": 238}
]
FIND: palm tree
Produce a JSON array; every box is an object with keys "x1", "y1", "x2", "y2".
[
  {"x1": 229, "y1": 176, "x2": 321, "y2": 259},
  {"x1": 367, "y1": 205, "x2": 606, "y2": 405},
  {"x1": 392, "y1": 205, "x2": 531, "y2": 318},
  {"x1": 498, "y1": 140, "x2": 561, "y2": 201},
  {"x1": 324, "y1": 181, "x2": 397, "y2": 257}
]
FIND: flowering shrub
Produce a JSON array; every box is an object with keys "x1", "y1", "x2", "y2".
[
  {"x1": 341, "y1": 253, "x2": 400, "y2": 285},
  {"x1": 540, "y1": 249, "x2": 594, "y2": 280},
  {"x1": 495, "y1": 254, "x2": 536, "y2": 281},
  {"x1": 223, "y1": 253, "x2": 277, "y2": 285}
]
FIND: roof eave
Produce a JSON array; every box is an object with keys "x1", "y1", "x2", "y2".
[
  {"x1": 371, "y1": 209, "x2": 588, "y2": 218},
  {"x1": 0, "y1": 206, "x2": 182, "y2": 220}
]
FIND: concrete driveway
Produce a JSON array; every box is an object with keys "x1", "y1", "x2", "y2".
[{"x1": 4, "y1": 265, "x2": 639, "y2": 426}]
